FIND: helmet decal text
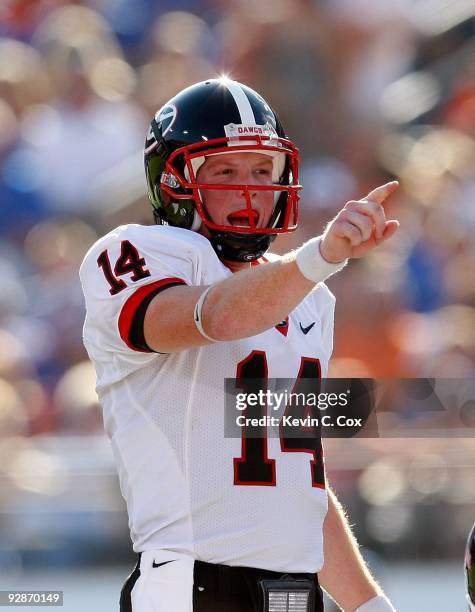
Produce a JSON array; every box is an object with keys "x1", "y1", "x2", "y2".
[{"x1": 224, "y1": 122, "x2": 278, "y2": 140}]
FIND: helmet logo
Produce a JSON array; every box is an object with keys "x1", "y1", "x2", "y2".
[
  {"x1": 155, "y1": 104, "x2": 177, "y2": 137},
  {"x1": 161, "y1": 171, "x2": 180, "y2": 189},
  {"x1": 224, "y1": 122, "x2": 278, "y2": 140}
]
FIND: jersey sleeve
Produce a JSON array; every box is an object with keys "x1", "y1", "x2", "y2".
[{"x1": 79, "y1": 225, "x2": 225, "y2": 362}]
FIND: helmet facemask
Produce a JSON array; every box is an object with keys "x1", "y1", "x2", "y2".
[{"x1": 154, "y1": 135, "x2": 301, "y2": 260}]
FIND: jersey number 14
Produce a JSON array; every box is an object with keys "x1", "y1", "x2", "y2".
[{"x1": 234, "y1": 350, "x2": 325, "y2": 489}]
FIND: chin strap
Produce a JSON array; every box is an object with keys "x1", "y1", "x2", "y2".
[
  {"x1": 190, "y1": 208, "x2": 202, "y2": 231},
  {"x1": 208, "y1": 230, "x2": 275, "y2": 262}
]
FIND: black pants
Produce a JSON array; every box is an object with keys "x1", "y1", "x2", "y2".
[
  {"x1": 120, "y1": 555, "x2": 324, "y2": 612},
  {"x1": 193, "y1": 560, "x2": 324, "y2": 612}
]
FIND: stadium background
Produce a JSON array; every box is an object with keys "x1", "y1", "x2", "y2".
[{"x1": 0, "y1": 0, "x2": 474, "y2": 610}]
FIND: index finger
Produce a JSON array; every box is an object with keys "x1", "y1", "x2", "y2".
[{"x1": 363, "y1": 181, "x2": 399, "y2": 205}]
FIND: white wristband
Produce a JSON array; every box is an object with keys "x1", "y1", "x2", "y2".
[
  {"x1": 295, "y1": 236, "x2": 347, "y2": 284},
  {"x1": 194, "y1": 286, "x2": 219, "y2": 343},
  {"x1": 354, "y1": 594, "x2": 396, "y2": 612}
]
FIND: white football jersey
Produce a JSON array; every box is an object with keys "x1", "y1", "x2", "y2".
[{"x1": 80, "y1": 224, "x2": 336, "y2": 573}]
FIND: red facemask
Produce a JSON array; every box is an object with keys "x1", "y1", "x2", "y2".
[{"x1": 159, "y1": 135, "x2": 302, "y2": 235}]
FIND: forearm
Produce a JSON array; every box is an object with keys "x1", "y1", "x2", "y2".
[
  {"x1": 319, "y1": 488, "x2": 383, "y2": 611},
  {"x1": 203, "y1": 256, "x2": 314, "y2": 340},
  {"x1": 145, "y1": 237, "x2": 343, "y2": 352}
]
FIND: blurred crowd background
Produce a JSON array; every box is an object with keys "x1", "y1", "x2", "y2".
[{"x1": 0, "y1": 0, "x2": 474, "y2": 609}]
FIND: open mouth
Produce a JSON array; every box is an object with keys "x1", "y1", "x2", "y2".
[{"x1": 227, "y1": 209, "x2": 259, "y2": 228}]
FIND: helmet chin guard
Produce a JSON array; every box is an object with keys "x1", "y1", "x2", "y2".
[{"x1": 208, "y1": 230, "x2": 276, "y2": 262}]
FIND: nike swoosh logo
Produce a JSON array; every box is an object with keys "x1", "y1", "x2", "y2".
[
  {"x1": 299, "y1": 322, "x2": 316, "y2": 335},
  {"x1": 152, "y1": 559, "x2": 177, "y2": 568}
]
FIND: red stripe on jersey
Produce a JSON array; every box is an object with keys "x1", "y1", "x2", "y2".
[
  {"x1": 275, "y1": 315, "x2": 289, "y2": 337},
  {"x1": 118, "y1": 277, "x2": 186, "y2": 352}
]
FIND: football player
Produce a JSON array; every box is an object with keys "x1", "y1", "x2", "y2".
[
  {"x1": 80, "y1": 78, "x2": 398, "y2": 612},
  {"x1": 466, "y1": 523, "x2": 475, "y2": 611}
]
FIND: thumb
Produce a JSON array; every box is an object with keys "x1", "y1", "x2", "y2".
[{"x1": 377, "y1": 219, "x2": 399, "y2": 243}]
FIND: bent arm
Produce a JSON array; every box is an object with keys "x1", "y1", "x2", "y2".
[
  {"x1": 143, "y1": 180, "x2": 399, "y2": 353},
  {"x1": 143, "y1": 255, "x2": 316, "y2": 352}
]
